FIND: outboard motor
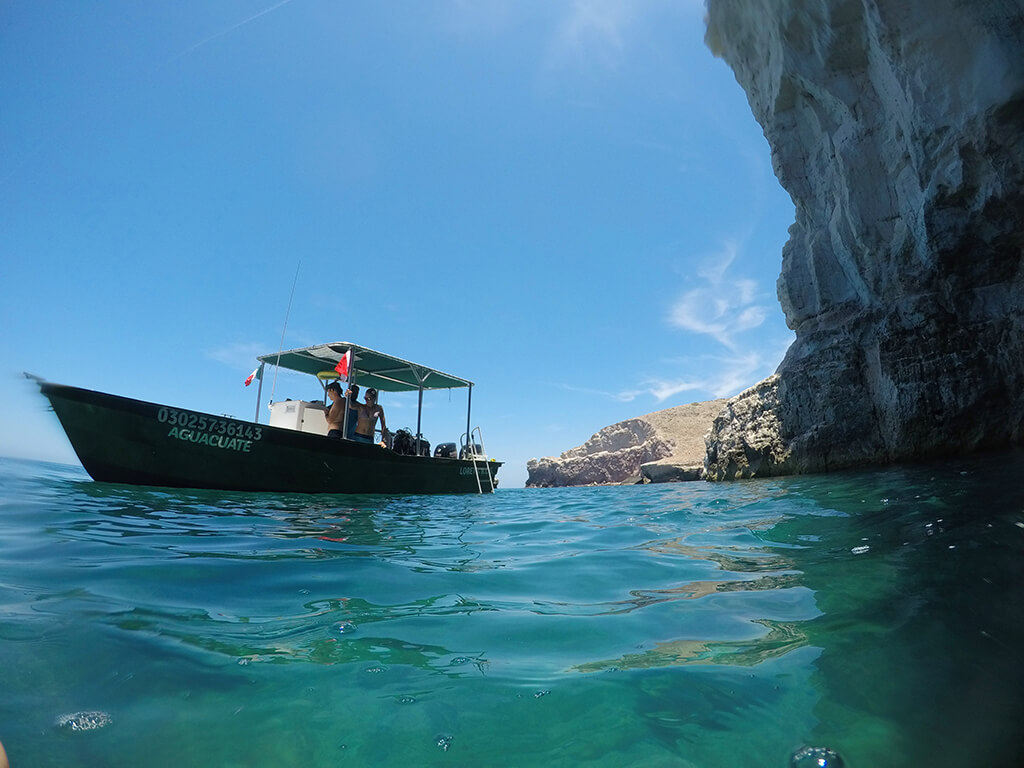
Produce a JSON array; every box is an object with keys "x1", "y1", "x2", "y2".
[
  {"x1": 434, "y1": 442, "x2": 457, "y2": 458},
  {"x1": 459, "y1": 442, "x2": 484, "y2": 460}
]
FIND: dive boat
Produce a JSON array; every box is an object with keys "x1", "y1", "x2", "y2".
[{"x1": 36, "y1": 342, "x2": 501, "y2": 494}]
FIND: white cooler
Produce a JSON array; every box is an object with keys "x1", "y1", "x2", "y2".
[{"x1": 268, "y1": 400, "x2": 329, "y2": 436}]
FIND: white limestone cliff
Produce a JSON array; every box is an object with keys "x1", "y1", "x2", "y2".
[{"x1": 702, "y1": 0, "x2": 1024, "y2": 479}]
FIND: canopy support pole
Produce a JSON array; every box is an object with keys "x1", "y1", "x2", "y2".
[
  {"x1": 465, "y1": 384, "x2": 473, "y2": 456},
  {"x1": 415, "y1": 384, "x2": 424, "y2": 455}
]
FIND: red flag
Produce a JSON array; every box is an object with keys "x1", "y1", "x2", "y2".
[
  {"x1": 334, "y1": 350, "x2": 351, "y2": 379},
  {"x1": 244, "y1": 367, "x2": 260, "y2": 387}
]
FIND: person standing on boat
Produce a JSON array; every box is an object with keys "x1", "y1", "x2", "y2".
[
  {"x1": 324, "y1": 382, "x2": 346, "y2": 439},
  {"x1": 344, "y1": 384, "x2": 361, "y2": 440},
  {"x1": 353, "y1": 387, "x2": 387, "y2": 445}
]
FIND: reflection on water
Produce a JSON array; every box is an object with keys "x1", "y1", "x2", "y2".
[
  {"x1": 575, "y1": 619, "x2": 809, "y2": 672},
  {"x1": 1, "y1": 454, "x2": 1023, "y2": 767}
]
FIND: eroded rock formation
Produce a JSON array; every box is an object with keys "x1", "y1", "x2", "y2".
[
  {"x1": 526, "y1": 400, "x2": 727, "y2": 487},
  {"x1": 703, "y1": 0, "x2": 1024, "y2": 479}
]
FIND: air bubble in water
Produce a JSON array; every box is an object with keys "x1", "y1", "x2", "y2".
[
  {"x1": 790, "y1": 745, "x2": 845, "y2": 767},
  {"x1": 336, "y1": 621, "x2": 356, "y2": 634},
  {"x1": 436, "y1": 734, "x2": 453, "y2": 752},
  {"x1": 55, "y1": 711, "x2": 112, "y2": 732}
]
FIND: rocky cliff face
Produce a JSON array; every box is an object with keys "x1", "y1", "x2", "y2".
[
  {"x1": 526, "y1": 400, "x2": 727, "y2": 487},
  {"x1": 703, "y1": 0, "x2": 1024, "y2": 479}
]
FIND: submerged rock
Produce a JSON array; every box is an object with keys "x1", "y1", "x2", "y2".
[
  {"x1": 702, "y1": 0, "x2": 1024, "y2": 479},
  {"x1": 526, "y1": 400, "x2": 727, "y2": 487}
]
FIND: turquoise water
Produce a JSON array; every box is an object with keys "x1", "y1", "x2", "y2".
[{"x1": 1, "y1": 455, "x2": 1023, "y2": 767}]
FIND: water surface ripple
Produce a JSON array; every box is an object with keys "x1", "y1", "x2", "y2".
[{"x1": 1, "y1": 454, "x2": 1022, "y2": 767}]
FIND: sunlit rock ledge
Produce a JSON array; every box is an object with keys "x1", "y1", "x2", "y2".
[
  {"x1": 525, "y1": 400, "x2": 727, "y2": 487},
  {"x1": 700, "y1": 0, "x2": 1024, "y2": 479}
]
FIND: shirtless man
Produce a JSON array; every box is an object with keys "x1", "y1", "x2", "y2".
[
  {"x1": 353, "y1": 387, "x2": 387, "y2": 444},
  {"x1": 324, "y1": 382, "x2": 345, "y2": 438}
]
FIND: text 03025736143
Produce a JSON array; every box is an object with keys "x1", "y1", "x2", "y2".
[{"x1": 157, "y1": 407, "x2": 262, "y2": 452}]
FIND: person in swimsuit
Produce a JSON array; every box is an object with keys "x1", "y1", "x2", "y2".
[
  {"x1": 344, "y1": 384, "x2": 361, "y2": 439},
  {"x1": 353, "y1": 387, "x2": 387, "y2": 444},
  {"x1": 324, "y1": 382, "x2": 345, "y2": 438}
]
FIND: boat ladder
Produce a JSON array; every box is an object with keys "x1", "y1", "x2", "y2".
[{"x1": 463, "y1": 427, "x2": 495, "y2": 494}]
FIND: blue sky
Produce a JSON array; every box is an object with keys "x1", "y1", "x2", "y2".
[{"x1": 1, "y1": 0, "x2": 794, "y2": 488}]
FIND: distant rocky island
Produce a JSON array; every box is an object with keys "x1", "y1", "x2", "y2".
[
  {"x1": 530, "y1": 0, "x2": 1022, "y2": 487},
  {"x1": 526, "y1": 400, "x2": 727, "y2": 487}
]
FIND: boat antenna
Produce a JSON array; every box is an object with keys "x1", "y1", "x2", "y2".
[{"x1": 269, "y1": 260, "x2": 301, "y2": 405}]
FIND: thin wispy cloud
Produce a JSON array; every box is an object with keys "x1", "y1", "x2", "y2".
[
  {"x1": 568, "y1": 351, "x2": 765, "y2": 403},
  {"x1": 206, "y1": 342, "x2": 267, "y2": 371},
  {"x1": 559, "y1": 1, "x2": 629, "y2": 64},
  {"x1": 548, "y1": 0, "x2": 702, "y2": 71},
  {"x1": 668, "y1": 239, "x2": 769, "y2": 351},
  {"x1": 562, "y1": 237, "x2": 786, "y2": 406},
  {"x1": 640, "y1": 351, "x2": 766, "y2": 401},
  {"x1": 559, "y1": 382, "x2": 638, "y2": 402},
  {"x1": 570, "y1": 240, "x2": 790, "y2": 407},
  {"x1": 433, "y1": 0, "x2": 704, "y2": 82},
  {"x1": 561, "y1": 349, "x2": 763, "y2": 404}
]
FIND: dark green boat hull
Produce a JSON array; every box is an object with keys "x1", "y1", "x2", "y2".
[{"x1": 40, "y1": 382, "x2": 500, "y2": 494}]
